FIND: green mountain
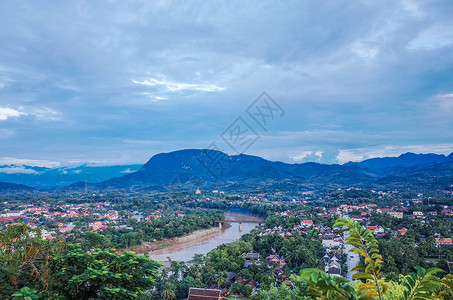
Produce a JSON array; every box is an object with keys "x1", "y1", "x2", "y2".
[{"x1": 74, "y1": 149, "x2": 453, "y2": 191}]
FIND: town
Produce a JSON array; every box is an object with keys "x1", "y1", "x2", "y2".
[{"x1": 1, "y1": 187, "x2": 452, "y2": 299}]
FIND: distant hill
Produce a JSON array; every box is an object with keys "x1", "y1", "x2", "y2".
[
  {"x1": 81, "y1": 149, "x2": 453, "y2": 191},
  {"x1": 0, "y1": 182, "x2": 33, "y2": 192},
  {"x1": 346, "y1": 152, "x2": 453, "y2": 176},
  {"x1": 0, "y1": 164, "x2": 142, "y2": 188},
  {"x1": 2, "y1": 150, "x2": 453, "y2": 191}
]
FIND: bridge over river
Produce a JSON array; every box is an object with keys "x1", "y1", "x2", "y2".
[{"x1": 214, "y1": 219, "x2": 264, "y2": 231}]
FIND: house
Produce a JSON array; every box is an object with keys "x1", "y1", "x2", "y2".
[
  {"x1": 434, "y1": 238, "x2": 453, "y2": 247},
  {"x1": 130, "y1": 213, "x2": 143, "y2": 222},
  {"x1": 89, "y1": 221, "x2": 105, "y2": 232},
  {"x1": 188, "y1": 288, "x2": 221, "y2": 300},
  {"x1": 367, "y1": 226, "x2": 384, "y2": 234},
  {"x1": 322, "y1": 239, "x2": 341, "y2": 248},
  {"x1": 242, "y1": 251, "x2": 261, "y2": 267},
  {"x1": 5, "y1": 211, "x2": 22, "y2": 217},
  {"x1": 267, "y1": 254, "x2": 286, "y2": 267},
  {"x1": 398, "y1": 228, "x2": 408, "y2": 236},
  {"x1": 243, "y1": 251, "x2": 260, "y2": 260},
  {"x1": 174, "y1": 211, "x2": 185, "y2": 218},
  {"x1": 302, "y1": 220, "x2": 313, "y2": 227},
  {"x1": 389, "y1": 212, "x2": 403, "y2": 219},
  {"x1": 325, "y1": 261, "x2": 342, "y2": 276}
]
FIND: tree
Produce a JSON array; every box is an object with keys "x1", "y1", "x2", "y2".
[
  {"x1": 231, "y1": 281, "x2": 243, "y2": 294},
  {"x1": 50, "y1": 244, "x2": 161, "y2": 299},
  {"x1": 297, "y1": 218, "x2": 447, "y2": 300},
  {"x1": 161, "y1": 281, "x2": 177, "y2": 300},
  {"x1": 85, "y1": 231, "x2": 109, "y2": 249},
  {"x1": 242, "y1": 284, "x2": 253, "y2": 297},
  {"x1": 0, "y1": 223, "x2": 66, "y2": 298}
]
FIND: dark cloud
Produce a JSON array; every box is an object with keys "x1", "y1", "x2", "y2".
[{"x1": 1, "y1": 0, "x2": 453, "y2": 166}]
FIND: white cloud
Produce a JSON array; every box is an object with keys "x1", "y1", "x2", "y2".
[
  {"x1": 132, "y1": 75, "x2": 225, "y2": 93},
  {"x1": 336, "y1": 151, "x2": 366, "y2": 164},
  {"x1": 141, "y1": 92, "x2": 169, "y2": 101},
  {"x1": 0, "y1": 167, "x2": 39, "y2": 174},
  {"x1": 424, "y1": 93, "x2": 453, "y2": 113},
  {"x1": 0, "y1": 157, "x2": 60, "y2": 168},
  {"x1": 290, "y1": 151, "x2": 323, "y2": 162},
  {"x1": 0, "y1": 106, "x2": 61, "y2": 121},
  {"x1": 0, "y1": 107, "x2": 24, "y2": 120},
  {"x1": 400, "y1": 0, "x2": 420, "y2": 16},
  {"x1": 435, "y1": 93, "x2": 453, "y2": 110},
  {"x1": 27, "y1": 107, "x2": 61, "y2": 121},
  {"x1": 0, "y1": 129, "x2": 13, "y2": 138},
  {"x1": 336, "y1": 144, "x2": 453, "y2": 164},
  {"x1": 408, "y1": 23, "x2": 453, "y2": 51},
  {"x1": 351, "y1": 42, "x2": 378, "y2": 59}
]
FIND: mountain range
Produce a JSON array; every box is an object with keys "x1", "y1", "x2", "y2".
[
  {"x1": 1, "y1": 150, "x2": 453, "y2": 192},
  {"x1": 0, "y1": 164, "x2": 141, "y2": 188}
]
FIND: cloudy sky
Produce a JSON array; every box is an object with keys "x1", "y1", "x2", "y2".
[{"x1": 1, "y1": 0, "x2": 453, "y2": 167}]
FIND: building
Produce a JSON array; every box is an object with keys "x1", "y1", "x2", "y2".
[
  {"x1": 434, "y1": 238, "x2": 453, "y2": 247},
  {"x1": 267, "y1": 254, "x2": 286, "y2": 267},
  {"x1": 398, "y1": 228, "x2": 408, "y2": 236},
  {"x1": 389, "y1": 212, "x2": 403, "y2": 219},
  {"x1": 188, "y1": 288, "x2": 221, "y2": 300},
  {"x1": 242, "y1": 251, "x2": 261, "y2": 267},
  {"x1": 325, "y1": 261, "x2": 342, "y2": 276},
  {"x1": 322, "y1": 239, "x2": 342, "y2": 248},
  {"x1": 302, "y1": 220, "x2": 313, "y2": 227}
]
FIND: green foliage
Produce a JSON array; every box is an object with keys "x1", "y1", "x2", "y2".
[
  {"x1": 334, "y1": 218, "x2": 386, "y2": 298},
  {"x1": 11, "y1": 287, "x2": 39, "y2": 300},
  {"x1": 297, "y1": 218, "x2": 451, "y2": 300},
  {"x1": 437, "y1": 274, "x2": 453, "y2": 299},
  {"x1": 242, "y1": 284, "x2": 253, "y2": 297},
  {"x1": 85, "y1": 231, "x2": 109, "y2": 250},
  {"x1": 0, "y1": 223, "x2": 66, "y2": 298},
  {"x1": 50, "y1": 244, "x2": 161, "y2": 300},
  {"x1": 401, "y1": 266, "x2": 443, "y2": 300},
  {"x1": 259, "y1": 284, "x2": 301, "y2": 299},
  {"x1": 297, "y1": 268, "x2": 358, "y2": 299}
]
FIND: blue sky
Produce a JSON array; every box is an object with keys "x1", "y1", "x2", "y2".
[{"x1": 1, "y1": 0, "x2": 453, "y2": 168}]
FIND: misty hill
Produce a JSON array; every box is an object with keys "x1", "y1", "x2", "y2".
[
  {"x1": 2, "y1": 150, "x2": 453, "y2": 191},
  {"x1": 346, "y1": 152, "x2": 453, "y2": 176},
  {"x1": 0, "y1": 182, "x2": 33, "y2": 192},
  {"x1": 0, "y1": 164, "x2": 142, "y2": 188}
]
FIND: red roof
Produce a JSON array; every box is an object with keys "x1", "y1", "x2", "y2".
[
  {"x1": 398, "y1": 228, "x2": 408, "y2": 236},
  {"x1": 435, "y1": 238, "x2": 453, "y2": 244},
  {"x1": 0, "y1": 216, "x2": 19, "y2": 222}
]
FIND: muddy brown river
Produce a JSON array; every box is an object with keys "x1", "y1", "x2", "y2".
[{"x1": 149, "y1": 212, "x2": 263, "y2": 263}]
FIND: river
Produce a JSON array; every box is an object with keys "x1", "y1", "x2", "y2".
[{"x1": 148, "y1": 212, "x2": 262, "y2": 263}]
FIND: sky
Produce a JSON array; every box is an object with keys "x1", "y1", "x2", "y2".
[{"x1": 1, "y1": 0, "x2": 453, "y2": 168}]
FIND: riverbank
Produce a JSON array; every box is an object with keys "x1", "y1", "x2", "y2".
[
  {"x1": 129, "y1": 212, "x2": 264, "y2": 261},
  {"x1": 128, "y1": 224, "x2": 231, "y2": 255}
]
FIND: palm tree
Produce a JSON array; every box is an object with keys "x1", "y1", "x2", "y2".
[
  {"x1": 217, "y1": 272, "x2": 228, "y2": 288},
  {"x1": 161, "y1": 282, "x2": 176, "y2": 300}
]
